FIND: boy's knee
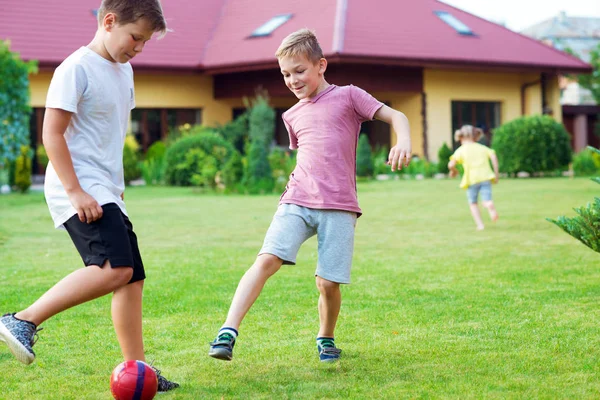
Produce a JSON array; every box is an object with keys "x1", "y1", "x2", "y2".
[
  {"x1": 255, "y1": 254, "x2": 283, "y2": 275},
  {"x1": 316, "y1": 277, "x2": 340, "y2": 295},
  {"x1": 101, "y1": 260, "x2": 134, "y2": 287}
]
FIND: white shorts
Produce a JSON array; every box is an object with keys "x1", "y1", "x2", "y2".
[{"x1": 259, "y1": 204, "x2": 358, "y2": 284}]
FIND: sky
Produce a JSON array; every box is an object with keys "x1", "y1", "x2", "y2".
[{"x1": 439, "y1": 0, "x2": 600, "y2": 32}]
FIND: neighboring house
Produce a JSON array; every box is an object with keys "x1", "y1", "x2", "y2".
[
  {"x1": 1, "y1": 0, "x2": 591, "y2": 171},
  {"x1": 522, "y1": 11, "x2": 600, "y2": 151}
]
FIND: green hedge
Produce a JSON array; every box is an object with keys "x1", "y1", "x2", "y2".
[{"x1": 492, "y1": 115, "x2": 572, "y2": 174}]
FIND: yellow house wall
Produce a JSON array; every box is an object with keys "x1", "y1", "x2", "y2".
[
  {"x1": 423, "y1": 69, "x2": 561, "y2": 161},
  {"x1": 28, "y1": 69, "x2": 562, "y2": 158},
  {"x1": 372, "y1": 92, "x2": 423, "y2": 157}
]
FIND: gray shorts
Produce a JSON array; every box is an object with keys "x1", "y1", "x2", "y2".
[
  {"x1": 259, "y1": 204, "x2": 358, "y2": 284},
  {"x1": 467, "y1": 180, "x2": 492, "y2": 204}
]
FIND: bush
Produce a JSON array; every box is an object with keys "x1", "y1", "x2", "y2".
[
  {"x1": 356, "y1": 134, "x2": 374, "y2": 177},
  {"x1": 216, "y1": 112, "x2": 249, "y2": 154},
  {"x1": 14, "y1": 145, "x2": 32, "y2": 193},
  {"x1": 243, "y1": 96, "x2": 275, "y2": 193},
  {"x1": 492, "y1": 115, "x2": 572, "y2": 174},
  {"x1": 573, "y1": 148, "x2": 600, "y2": 176},
  {"x1": 163, "y1": 130, "x2": 241, "y2": 189},
  {"x1": 373, "y1": 145, "x2": 390, "y2": 175},
  {"x1": 140, "y1": 141, "x2": 166, "y2": 185},
  {"x1": 437, "y1": 142, "x2": 453, "y2": 174},
  {"x1": 549, "y1": 147, "x2": 600, "y2": 254},
  {"x1": 123, "y1": 134, "x2": 141, "y2": 184},
  {"x1": 36, "y1": 145, "x2": 49, "y2": 172},
  {"x1": 268, "y1": 147, "x2": 296, "y2": 192}
]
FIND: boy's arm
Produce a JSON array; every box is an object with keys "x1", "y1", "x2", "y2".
[
  {"x1": 490, "y1": 152, "x2": 500, "y2": 183},
  {"x1": 43, "y1": 108, "x2": 103, "y2": 223},
  {"x1": 373, "y1": 105, "x2": 411, "y2": 172}
]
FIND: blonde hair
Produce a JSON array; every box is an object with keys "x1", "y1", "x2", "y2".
[
  {"x1": 275, "y1": 29, "x2": 323, "y2": 63},
  {"x1": 454, "y1": 125, "x2": 483, "y2": 142},
  {"x1": 98, "y1": 0, "x2": 167, "y2": 36}
]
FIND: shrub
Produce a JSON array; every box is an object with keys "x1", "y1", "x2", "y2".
[
  {"x1": 437, "y1": 142, "x2": 453, "y2": 174},
  {"x1": 216, "y1": 112, "x2": 249, "y2": 154},
  {"x1": 356, "y1": 134, "x2": 374, "y2": 177},
  {"x1": 573, "y1": 148, "x2": 600, "y2": 176},
  {"x1": 373, "y1": 145, "x2": 390, "y2": 175},
  {"x1": 268, "y1": 147, "x2": 296, "y2": 192},
  {"x1": 0, "y1": 40, "x2": 37, "y2": 174},
  {"x1": 243, "y1": 96, "x2": 275, "y2": 193},
  {"x1": 492, "y1": 115, "x2": 572, "y2": 174},
  {"x1": 36, "y1": 145, "x2": 49, "y2": 172},
  {"x1": 14, "y1": 145, "x2": 32, "y2": 193},
  {"x1": 140, "y1": 141, "x2": 166, "y2": 185},
  {"x1": 548, "y1": 147, "x2": 600, "y2": 253},
  {"x1": 163, "y1": 130, "x2": 241, "y2": 188},
  {"x1": 123, "y1": 134, "x2": 141, "y2": 185}
]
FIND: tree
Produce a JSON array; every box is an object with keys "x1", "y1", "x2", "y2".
[
  {"x1": 565, "y1": 43, "x2": 600, "y2": 105},
  {"x1": 548, "y1": 146, "x2": 600, "y2": 254},
  {"x1": 0, "y1": 40, "x2": 38, "y2": 183},
  {"x1": 243, "y1": 94, "x2": 275, "y2": 193},
  {"x1": 356, "y1": 134, "x2": 374, "y2": 177}
]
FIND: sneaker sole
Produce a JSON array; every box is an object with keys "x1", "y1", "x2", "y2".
[
  {"x1": 208, "y1": 348, "x2": 232, "y2": 361},
  {"x1": 0, "y1": 322, "x2": 35, "y2": 365},
  {"x1": 320, "y1": 357, "x2": 340, "y2": 363}
]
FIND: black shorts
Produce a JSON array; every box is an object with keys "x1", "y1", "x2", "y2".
[{"x1": 63, "y1": 203, "x2": 145, "y2": 284}]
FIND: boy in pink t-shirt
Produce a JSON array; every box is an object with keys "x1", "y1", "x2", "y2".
[{"x1": 209, "y1": 29, "x2": 412, "y2": 363}]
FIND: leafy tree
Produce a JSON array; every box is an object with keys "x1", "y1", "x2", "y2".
[
  {"x1": 356, "y1": 134, "x2": 374, "y2": 177},
  {"x1": 0, "y1": 40, "x2": 38, "y2": 181},
  {"x1": 548, "y1": 146, "x2": 600, "y2": 253},
  {"x1": 565, "y1": 43, "x2": 600, "y2": 104},
  {"x1": 437, "y1": 142, "x2": 453, "y2": 174},
  {"x1": 243, "y1": 95, "x2": 275, "y2": 193}
]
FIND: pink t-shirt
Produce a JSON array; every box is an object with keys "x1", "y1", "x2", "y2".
[{"x1": 280, "y1": 84, "x2": 383, "y2": 215}]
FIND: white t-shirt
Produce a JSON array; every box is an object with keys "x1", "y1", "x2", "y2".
[{"x1": 44, "y1": 46, "x2": 135, "y2": 228}]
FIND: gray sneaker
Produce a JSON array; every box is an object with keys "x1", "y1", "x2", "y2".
[
  {"x1": 151, "y1": 366, "x2": 180, "y2": 392},
  {"x1": 208, "y1": 332, "x2": 236, "y2": 361},
  {"x1": 0, "y1": 313, "x2": 42, "y2": 365}
]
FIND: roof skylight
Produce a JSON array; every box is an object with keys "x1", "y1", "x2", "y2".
[
  {"x1": 250, "y1": 14, "x2": 292, "y2": 37},
  {"x1": 435, "y1": 11, "x2": 474, "y2": 36}
]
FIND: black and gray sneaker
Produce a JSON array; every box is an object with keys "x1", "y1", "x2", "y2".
[
  {"x1": 0, "y1": 313, "x2": 42, "y2": 365},
  {"x1": 208, "y1": 332, "x2": 236, "y2": 361},
  {"x1": 151, "y1": 366, "x2": 180, "y2": 392}
]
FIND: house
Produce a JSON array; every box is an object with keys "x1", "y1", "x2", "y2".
[
  {"x1": 1, "y1": 0, "x2": 591, "y2": 169},
  {"x1": 521, "y1": 11, "x2": 600, "y2": 151}
]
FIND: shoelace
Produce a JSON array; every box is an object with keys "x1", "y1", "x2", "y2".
[{"x1": 30, "y1": 327, "x2": 43, "y2": 347}]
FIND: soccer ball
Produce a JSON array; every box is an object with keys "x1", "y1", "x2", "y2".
[{"x1": 110, "y1": 360, "x2": 158, "y2": 400}]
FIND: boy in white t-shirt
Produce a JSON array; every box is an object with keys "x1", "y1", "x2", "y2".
[{"x1": 0, "y1": 0, "x2": 178, "y2": 391}]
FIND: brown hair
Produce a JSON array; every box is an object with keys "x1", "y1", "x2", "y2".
[
  {"x1": 97, "y1": 0, "x2": 167, "y2": 35},
  {"x1": 454, "y1": 125, "x2": 483, "y2": 142},
  {"x1": 275, "y1": 29, "x2": 323, "y2": 63}
]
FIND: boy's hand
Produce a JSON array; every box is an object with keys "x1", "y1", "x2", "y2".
[
  {"x1": 68, "y1": 189, "x2": 103, "y2": 223},
  {"x1": 493, "y1": 174, "x2": 500, "y2": 184},
  {"x1": 449, "y1": 169, "x2": 458, "y2": 178},
  {"x1": 387, "y1": 142, "x2": 411, "y2": 172}
]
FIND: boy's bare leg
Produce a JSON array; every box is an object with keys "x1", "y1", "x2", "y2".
[
  {"x1": 316, "y1": 276, "x2": 341, "y2": 338},
  {"x1": 483, "y1": 200, "x2": 499, "y2": 222},
  {"x1": 469, "y1": 203, "x2": 485, "y2": 231},
  {"x1": 112, "y1": 280, "x2": 145, "y2": 361},
  {"x1": 15, "y1": 260, "x2": 133, "y2": 326},
  {"x1": 223, "y1": 254, "x2": 283, "y2": 330}
]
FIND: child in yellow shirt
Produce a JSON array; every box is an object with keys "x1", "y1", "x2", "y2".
[{"x1": 448, "y1": 125, "x2": 499, "y2": 230}]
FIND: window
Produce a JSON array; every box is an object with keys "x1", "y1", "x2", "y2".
[
  {"x1": 451, "y1": 101, "x2": 500, "y2": 148},
  {"x1": 131, "y1": 108, "x2": 201, "y2": 150},
  {"x1": 249, "y1": 14, "x2": 292, "y2": 37},
  {"x1": 435, "y1": 11, "x2": 474, "y2": 36},
  {"x1": 29, "y1": 108, "x2": 45, "y2": 174}
]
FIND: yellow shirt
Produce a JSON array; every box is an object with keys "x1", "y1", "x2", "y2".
[{"x1": 450, "y1": 142, "x2": 496, "y2": 189}]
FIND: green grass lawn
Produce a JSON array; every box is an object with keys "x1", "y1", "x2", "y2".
[{"x1": 0, "y1": 178, "x2": 599, "y2": 399}]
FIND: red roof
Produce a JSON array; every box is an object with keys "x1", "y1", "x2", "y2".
[{"x1": 0, "y1": 0, "x2": 591, "y2": 73}]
